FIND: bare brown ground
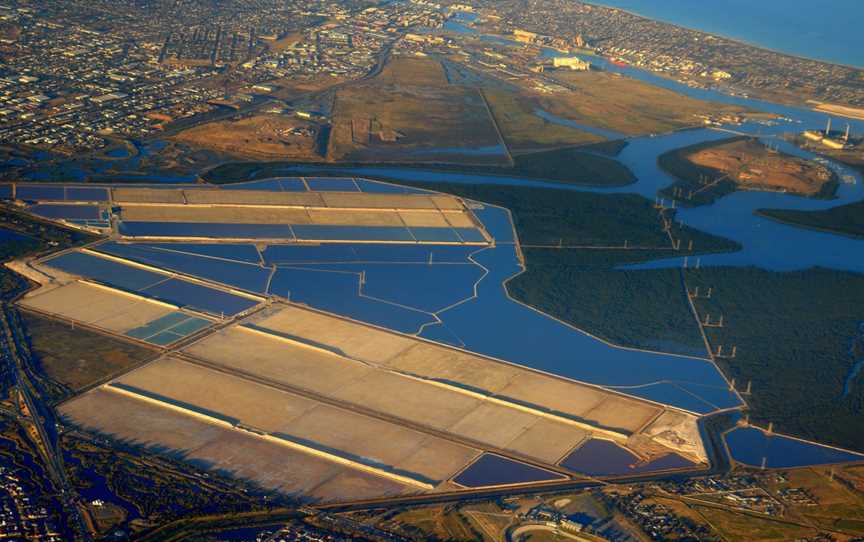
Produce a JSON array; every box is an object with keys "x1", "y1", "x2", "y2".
[
  {"x1": 117, "y1": 356, "x2": 318, "y2": 432},
  {"x1": 59, "y1": 388, "x2": 416, "y2": 501},
  {"x1": 19, "y1": 281, "x2": 175, "y2": 333},
  {"x1": 115, "y1": 188, "x2": 466, "y2": 211},
  {"x1": 119, "y1": 205, "x2": 313, "y2": 224},
  {"x1": 119, "y1": 204, "x2": 473, "y2": 228},
  {"x1": 267, "y1": 74, "x2": 352, "y2": 98},
  {"x1": 327, "y1": 56, "x2": 507, "y2": 165},
  {"x1": 377, "y1": 57, "x2": 449, "y2": 87},
  {"x1": 686, "y1": 138, "x2": 834, "y2": 195},
  {"x1": 172, "y1": 114, "x2": 321, "y2": 161},
  {"x1": 249, "y1": 306, "x2": 662, "y2": 435},
  {"x1": 23, "y1": 311, "x2": 156, "y2": 393},
  {"x1": 111, "y1": 187, "x2": 186, "y2": 204},
  {"x1": 84, "y1": 355, "x2": 480, "y2": 486},
  {"x1": 483, "y1": 87, "x2": 604, "y2": 152},
  {"x1": 184, "y1": 325, "x2": 589, "y2": 463}
]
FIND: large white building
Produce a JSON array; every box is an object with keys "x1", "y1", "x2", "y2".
[{"x1": 552, "y1": 56, "x2": 590, "y2": 71}]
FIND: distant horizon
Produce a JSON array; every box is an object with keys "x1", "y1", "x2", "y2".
[{"x1": 585, "y1": 0, "x2": 864, "y2": 69}]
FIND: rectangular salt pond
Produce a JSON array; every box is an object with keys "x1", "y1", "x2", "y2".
[
  {"x1": 559, "y1": 439, "x2": 698, "y2": 476},
  {"x1": 29, "y1": 204, "x2": 101, "y2": 220},
  {"x1": 66, "y1": 187, "x2": 109, "y2": 202},
  {"x1": 304, "y1": 177, "x2": 359, "y2": 192},
  {"x1": 291, "y1": 225, "x2": 415, "y2": 242},
  {"x1": 125, "y1": 312, "x2": 211, "y2": 345},
  {"x1": 95, "y1": 242, "x2": 270, "y2": 293},
  {"x1": 45, "y1": 250, "x2": 260, "y2": 317},
  {"x1": 409, "y1": 227, "x2": 462, "y2": 243},
  {"x1": 45, "y1": 251, "x2": 167, "y2": 291},
  {"x1": 724, "y1": 426, "x2": 864, "y2": 468},
  {"x1": 140, "y1": 279, "x2": 260, "y2": 317},
  {"x1": 455, "y1": 228, "x2": 487, "y2": 243},
  {"x1": 263, "y1": 243, "x2": 479, "y2": 265},
  {"x1": 16, "y1": 185, "x2": 65, "y2": 201},
  {"x1": 119, "y1": 222, "x2": 296, "y2": 240},
  {"x1": 126, "y1": 243, "x2": 262, "y2": 264},
  {"x1": 355, "y1": 179, "x2": 427, "y2": 194},
  {"x1": 453, "y1": 453, "x2": 565, "y2": 488}
]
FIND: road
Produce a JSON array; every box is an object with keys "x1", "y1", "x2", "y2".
[{"x1": 0, "y1": 304, "x2": 93, "y2": 541}]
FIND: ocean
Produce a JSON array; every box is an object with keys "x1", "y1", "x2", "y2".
[{"x1": 585, "y1": 0, "x2": 864, "y2": 68}]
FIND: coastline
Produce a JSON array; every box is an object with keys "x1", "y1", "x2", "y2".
[{"x1": 582, "y1": 0, "x2": 864, "y2": 71}]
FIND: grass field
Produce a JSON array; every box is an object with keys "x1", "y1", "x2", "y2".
[
  {"x1": 542, "y1": 70, "x2": 750, "y2": 136},
  {"x1": 23, "y1": 312, "x2": 156, "y2": 401},
  {"x1": 483, "y1": 88, "x2": 603, "y2": 152},
  {"x1": 327, "y1": 56, "x2": 506, "y2": 165},
  {"x1": 693, "y1": 504, "x2": 818, "y2": 540}
]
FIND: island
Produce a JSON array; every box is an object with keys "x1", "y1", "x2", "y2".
[{"x1": 659, "y1": 136, "x2": 837, "y2": 205}]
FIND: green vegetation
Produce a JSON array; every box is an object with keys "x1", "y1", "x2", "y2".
[
  {"x1": 203, "y1": 144, "x2": 636, "y2": 187},
  {"x1": 22, "y1": 312, "x2": 157, "y2": 403},
  {"x1": 687, "y1": 267, "x2": 864, "y2": 452},
  {"x1": 758, "y1": 200, "x2": 864, "y2": 239}
]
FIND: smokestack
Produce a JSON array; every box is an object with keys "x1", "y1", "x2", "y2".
[
  {"x1": 845, "y1": 124, "x2": 851, "y2": 142},
  {"x1": 826, "y1": 117, "x2": 832, "y2": 136}
]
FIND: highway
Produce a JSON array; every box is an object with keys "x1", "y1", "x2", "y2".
[{"x1": 0, "y1": 303, "x2": 93, "y2": 541}]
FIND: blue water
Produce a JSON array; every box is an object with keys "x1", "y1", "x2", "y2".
[
  {"x1": 268, "y1": 266, "x2": 435, "y2": 333},
  {"x1": 561, "y1": 438, "x2": 698, "y2": 476},
  {"x1": 105, "y1": 147, "x2": 131, "y2": 158},
  {"x1": 29, "y1": 204, "x2": 101, "y2": 220},
  {"x1": 95, "y1": 242, "x2": 271, "y2": 294},
  {"x1": 534, "y1": 109, "x2": 626, "y2": 140},
  {"x1": 123, "y1": 242, "x2": 263, "y2": 264},
  {"x1": 0, "y1": 227, "x2": 30, "y2": 242},
  {"x1": 410, "y1": 144, "x2": 507, "y2": 157},
  {"x1": 44, "y1": 250, "x2": 259, "y2": 316},
  {"x1": 453, "y1": 453, "x2": 565, "y2": 488},
  {"x1": 725, "y1": 426, "x2": 864, "y2": 468},
  {"x1": 141, "y1": 279, "x2": 259, "y2": 317},
  {"x1": 586, "y1": 0, "x2": 864, "y2": 68}
]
